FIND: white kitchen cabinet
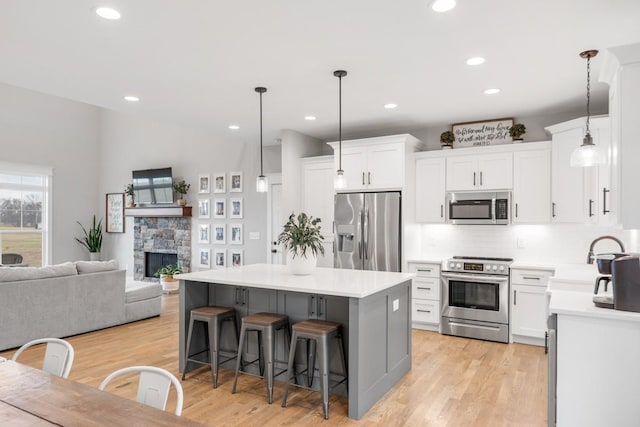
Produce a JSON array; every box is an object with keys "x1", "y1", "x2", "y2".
[
  {"x1": 512, "y1": 149, "x2": 551, "y2": 223},
  {"x1": 445, "y1": 152, "x2": 512, "y2": 191},
  {"x1": 510, "y1": 268, "x2": 553, "y2": 346},
  {"x1": 328, "y1": 134, "x2": 422, "y2": 192},
  {"x1": 415, "y1": 157, "x2": 446, "y2": 223},
  {"x1": 407, "y1": 261, "x2": 441, "y2": 331},
  {"x1": 301, "y1": 156, "x2": 335, "y2": 268},
  {"x1": 584, "y1": 118, "x2": 614, "y2": 226}
]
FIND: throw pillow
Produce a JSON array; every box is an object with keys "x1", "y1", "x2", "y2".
[
  {"x1": 0, "y1": 262, "x2": 78, "y2": 282},
  {"x1": 75, "y1": 259, "x2": 119, "y2": 274}
]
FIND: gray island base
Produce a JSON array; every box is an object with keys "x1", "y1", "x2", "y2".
[{"x1": 178, "y1": 264, "x2": 413, "y2": 419}]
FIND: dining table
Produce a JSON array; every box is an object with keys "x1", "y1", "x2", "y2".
[{"x1": 0, "y1": 360, "x2": 206, "y2": 426}]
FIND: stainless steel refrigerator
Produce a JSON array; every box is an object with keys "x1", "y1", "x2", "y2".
[{"x1": 334, "y1": 191, "x2": 401, "y2": 272}]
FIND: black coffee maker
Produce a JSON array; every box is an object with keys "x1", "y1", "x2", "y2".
[
  {"x1": 611, "y1": 256, "x2": 640, "y2": 312},
  {"x1": 593, "y1": 253, "x2": 627, "y2": 309}
]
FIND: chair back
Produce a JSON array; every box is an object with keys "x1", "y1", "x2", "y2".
[
  {"x1": 99, "y1": 366, "x2": 184, "y2": 416},
  {"x1": 12, "y1": 338, "x2": 75, "y2": 378},
  {"x1": 2, "y1": 253, "x2": 23, "y2": 264}
]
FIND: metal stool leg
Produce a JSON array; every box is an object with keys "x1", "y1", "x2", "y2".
[
  {"x1": 182, "y1": 315, "x2": 196, "y2": 380},
  {"x1": 317, "y1": 335, "x2": 330, "y2": 420},
  {"x1": 232, "y1": 323, "x2": 247, "y2": 394},
  {"x1": 281, "y1": 329, "x2": 298, "y2": 407},
  {"x1": 265, "y1": 325, "x2": 276, "y2": 404},
  {"x1": 210, "y1": 317, "x2": 221, "y2": 388},
  {"x1": 257, "y1": 329, "x2": 265, "y2": 377}
]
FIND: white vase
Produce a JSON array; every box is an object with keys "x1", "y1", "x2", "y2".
[
  {"x1": 286, "y1": 251, "x2": 317, "y2": 275},
  {"x1": 89, "y1": 252, "x2": 100, "y2": 261},
  {"x1": 159, "y1": 274, "x2": 179, "y2": 293}
]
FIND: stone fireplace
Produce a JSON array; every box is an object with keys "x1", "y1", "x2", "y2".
[{"x1": 133, "y1": 216, "x2": 191, "y2": 280}]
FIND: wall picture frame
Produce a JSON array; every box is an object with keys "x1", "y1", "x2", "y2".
[
  {"x1": 198, "y1": 199, "x2": 210, "y2": 219},
  {"x1": 214, "y1": 248, "x2": 226, "y2": 267},
  {"x1": 213, "y1": 224, "x2": 226, "y2": 244},
  {"x1": 213, "y1": 198, "x2": 226, "y2": 219},
  {"x1": 106, "y1": 193, "x2": 125, "y2": 233},
  {"x1": 230, "y1": 223, "x2": 243, "y2": 244},
  {"x1": 198, "y1": 174, "x2": 211, "y2": 194},
  {"x1": 230, "y1": 249, "x2": 243, "y2": 267},
  {"x1": 452, "y1": 117, "x2": 513, "y2": 148},
  {"x1": 230, "y1": 197, "x2": 243, "y2": 219},
  {"x1": 198, "y1": 223, "x2": 210, "y2": 244},
  {"x1": 198, "y1": 248, "x2": 211, "y2": 268},
  {"x1": 213, "y1": 173, "x2": 226, "y2": 193},
  {"x1": 230, "y1": 172, "x2": 243, "y2": 193}
]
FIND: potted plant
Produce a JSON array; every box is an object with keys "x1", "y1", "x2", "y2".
[
  {"x1": 124, "y1": 183, "x2": 135, "y2": 207},
  {"x1": 277, "y1": 212, "x2": 325, "y2": 275},
  {"x1": 509, "y1": 123, "x2": 526, "y2": 142},
  {"x1": 75, "y1": 215, "x2": 103, "y2": 261},
  {"x1": 440, "y1": 130, "x2": 455, "y2": 149},
  {"x1": 155, "y1": 263, "x2": 183, "y2": 293},
  {"x1": 173, "y1": 180, "x2": 191, "y2": 207}
]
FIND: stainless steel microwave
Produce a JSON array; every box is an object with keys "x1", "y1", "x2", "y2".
[{"x1": 446, "y1": 191, "x2": 511, "y2": 225}]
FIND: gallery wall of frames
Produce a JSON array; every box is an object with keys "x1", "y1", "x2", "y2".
[{"x1": 195, "y1": 171, "x2": 244, "y2": 269}]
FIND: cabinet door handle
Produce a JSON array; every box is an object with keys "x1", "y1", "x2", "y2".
[
  {"x1": 417, "y1": 268, "x2": 432, "y2": 273},
  {"x1": 318, "y1": 296, "x2": 325, "y2": 317},
  {"x1": 310, "y1": 295, "x2": 316, "y2": 316},
  {"x1": 417, "y1": 309, "x2": 431, "y2": 313},
  {"x1": 417, "y1": 287, "x2": 432, "y2": 291},
  {"x1": 440, "y1": 204, "x2": 444, "y2": 218},
  {"x1": 362, "y1": 172, "x2": 365, "y2": 186},
  {"x1": 515, "y1": 203, "x2": 518, "y2": 218},
  {"x1": 552, "y1": 202, "x2": 556, "y2": 218},
  {"x1": 589, "y1": 199, "x2": 594, "y2": 217},
  {"x1": 368, "y1": 172, "x2": 371, "y2": 185},
  {"x1": 513, "y1": 289, "x2": 517, "y2": 305},
  {"x1": 242, "y1": 288, "x2": 247, "y2": 305},
  {"x1": 603, "y1": 188, "x2": 610, "y2": 214},
  {"x1": 235, "y1": 287, "x2": 240, "y2": 305},
  {"x1": 480, "y1": 171, "x2": 483, "y2": 186},
  {"x1": 473, "y1": 172, "x2": 476, "y2": 186},
  {"x1": 522, "y1": 276, "x2": 541, "y2": 280}
]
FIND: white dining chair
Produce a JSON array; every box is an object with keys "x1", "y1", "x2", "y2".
[
  {"x1": 98, "y1": 366, "x2": 184, "y2": 416},
  {"x1": 11, "y1": 338, "x2": 75, "y2": 378}
]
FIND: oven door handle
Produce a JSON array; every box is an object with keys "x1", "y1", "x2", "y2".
[{"x1": 441, "y1": 272, "x2": 509, "y2": 283}]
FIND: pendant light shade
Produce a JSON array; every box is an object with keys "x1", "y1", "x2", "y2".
[
  {"x1": 255, "y1": 87, "x2": 268, "y2": 192},
  {"x1": 570, "y1": 50, "x2": 606, "y2": 168},
  {"x1": 334, "y1": 70, "x2": 348, "y2": 190}
]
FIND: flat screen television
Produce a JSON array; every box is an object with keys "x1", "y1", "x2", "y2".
[{"x1": 132, "y1": 167, "x2": 173, "y2": 205}]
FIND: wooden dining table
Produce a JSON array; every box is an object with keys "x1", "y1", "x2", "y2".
[{"x1": 0, "y1": 360, "x2": 207, "y2": 426}]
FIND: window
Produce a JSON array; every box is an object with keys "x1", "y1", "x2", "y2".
[{"x1": 0, "y1": 163, "x2": 52, "y2": 267}]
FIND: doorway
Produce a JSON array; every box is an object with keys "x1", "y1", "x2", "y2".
[{"x1": 266, "y1": 174, "x2": 284, "y2": 264}]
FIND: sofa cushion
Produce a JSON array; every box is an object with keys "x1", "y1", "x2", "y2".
[
  {"x1": 125, "y1": 281, "x2": 162, "y2": 303},
  {"x1": 75, "y1": 260, "x2": 118, "y2": 274},
  {"x1": 0, "y1": 262, "x2": 77, "y2": 282}
]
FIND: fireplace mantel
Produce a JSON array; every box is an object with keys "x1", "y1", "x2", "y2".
[{"x1": 125, "y1": 206, "x2": 192, "y2": 217}]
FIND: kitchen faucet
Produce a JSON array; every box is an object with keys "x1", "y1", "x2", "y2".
[{"x1": 587, "y1": 235, "x2": 626, "y2": 264}]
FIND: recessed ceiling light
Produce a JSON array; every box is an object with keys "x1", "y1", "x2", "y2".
[
  {"x1": 466, "y1": 57, "x2": 486, "y2": 66},
  {"x1": 484, "y1": 88, "x2": 501, "y2": 95},
  {"x1": 228, "y1": 125, "x2": 240, "y2": 130},
  {"x1": 384, "y1": 103, "x2": 398, "y2": 109},
  {"x1": 431, "y1": 0, "x2": 456, "y2": 12},
  {"x1": 304, "y1": 116, "x2": 316, "y2": 121},
  {"x1": 123, "y1": 95, "x2": 139, "y2": 102},
  {"x1": 96, "y1": 7, "x2": 121, "y2": 20}
]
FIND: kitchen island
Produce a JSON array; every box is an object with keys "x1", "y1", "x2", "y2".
[{"x1": 177, "y1": 264, "x2": 414, "y2": 419}]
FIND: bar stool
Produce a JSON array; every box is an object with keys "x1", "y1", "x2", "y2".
[
  {"x1": 232, "y1": 312, "x2": 290, "y2": 404},
  {"x1": 182, "y1": 306, "x2": 238, "y2": 388},
  {"x1": 281, "y1": 319, "x2": 348, "y2": 420}
]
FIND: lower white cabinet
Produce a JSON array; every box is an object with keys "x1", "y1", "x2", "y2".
[
  {"x1": 407, "y1": 261, "x2": 441, "y2": 331},
  {"x1": 510, "y1": 268, "x2": 553, "y2": 346}
]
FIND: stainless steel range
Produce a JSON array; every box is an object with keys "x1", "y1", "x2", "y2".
[{"x1": 441, "y1": 256, "x2": 513, "y2": 343}]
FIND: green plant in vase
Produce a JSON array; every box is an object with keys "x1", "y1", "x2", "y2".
[
  {"x1": 172, "y1": 180, "x2": 191, "y2": 207},
  {"x1": 509, "y1": 123, "x2": 526, "y2": 141},
  {"x1": 75, "y1": 215, "x2": 103, "y2": 260},
  {"x1": 124, "y1": 183, "x2": 135, "y2": 207},
  {"x1": 155, "y1": 263, "x2": 183, "y2": 293},
  {"x1": 440, "y1": 130, "x2": 455, "y2": 149},
  {"x1": 277, "y1": 212, "x2": 324, "y2": 275}
]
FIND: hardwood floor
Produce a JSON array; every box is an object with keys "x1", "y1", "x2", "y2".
[{"x1": 1, "y1": 294, "x2": 548, "y2": 426}]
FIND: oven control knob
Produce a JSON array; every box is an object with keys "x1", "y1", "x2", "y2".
[
  {"x1": 449, "y1": 262, "x2": 455, "y2": 269},
  {"x1": 499, "y1": 266, "x2": 505, "y2": 271},
  {"x1": 456, "y1": 263, "x2": 462, "y2": 269}
]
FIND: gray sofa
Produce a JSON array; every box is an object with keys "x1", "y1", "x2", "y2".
[{"x1": 0, "y1": 262, "x2": 162, "y2": 351}]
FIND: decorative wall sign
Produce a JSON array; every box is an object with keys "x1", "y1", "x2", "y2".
[
  {"x1": 106, "y1": 193, "x2": 125, "y2": 233},
  {"x1": 452, "y1": 118, "x2": 513, "y2": 148}
]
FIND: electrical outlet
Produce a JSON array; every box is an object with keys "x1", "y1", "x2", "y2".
[
  {"x1": 249, "y1": 232, "x2": 260, "y2": 240},
  {"x1": 517, "y1": 238, "x2": 526, "y2": 249},
  {"x1": 393, "y1": 299, "x2": 399, "y2": 312}
]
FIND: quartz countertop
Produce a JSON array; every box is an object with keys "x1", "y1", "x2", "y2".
[
  {"x1": 549, "y1": 289, "x2": 640, "y2": 322},
  {"x1": 177, "y1": 264, "x2": 414, "y2": 298},
  {"x1": 510, "y1": 261, "x2": 556, "y2": 271}
]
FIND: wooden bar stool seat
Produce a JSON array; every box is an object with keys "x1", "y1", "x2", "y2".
[
  {"x1": 232, "y1": 312, "x2": 290, "y2": 404},
  {"x1": 281, "y1": 319, "x2": 348, "y2": 420},
  {"x1": 182, "y1": 306, "x2": 238, "y2": 388}
]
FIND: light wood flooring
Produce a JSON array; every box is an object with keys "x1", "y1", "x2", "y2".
[{"x1": 1, "y1": 294, "x2": 548, "y2": 426}]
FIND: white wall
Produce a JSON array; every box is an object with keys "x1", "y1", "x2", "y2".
[
  {"x1": 0, "y1": 83, "x2": 100, "y2": 264},
  {"x1": 97, "y1": 110, "x2": 268, "y2": 275}
]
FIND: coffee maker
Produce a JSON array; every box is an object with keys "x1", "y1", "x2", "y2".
[
  {"x1": 593, "y1": 253, "x2": 626, "y2": 309},
  {"x1": 611, "y1": 256, "x2": 640, "y2": 312}
]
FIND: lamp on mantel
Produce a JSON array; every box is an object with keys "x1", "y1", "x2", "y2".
[
  {"x1": 570, "y1": 49, "x2": 606, "y2": 167},
  {"x1": 334, "y1": 70, "x2": 348, "y2": 190},
  {"x1": 255, "y1": 87, "x2": 268, "y2": 193}
]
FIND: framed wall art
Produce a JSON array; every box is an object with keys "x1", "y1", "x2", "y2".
[
  {"x1": 230, "y1": 249, "x2": 243, "y2": 267},
  {"x1": 214, "y1": 198, "x2": 226, "y2": 219},
  {"x1": 198, "y1": 174, "x2": 211, "y2": 194},
  {"x1": 214, "y1": 173, "x2": 226, "y2": 193},
  {"x1": 106, "y1": 193, "x2": 125, "y2": 233},
  {"x1": 198, "y1": 199, "x2": 210, "y2": 219},
  {"x1": 214, "y1": 248, "x2": 226, "y2": 267},
  {"x1": 452, "y1": 117, "x2": 513, "y2": 148},
  {"x1": 230, "y1": 171, "x2": 243, "y2": 192},
  {"x1": 213, "y1": 224, "x2": 226, "y2": 244},
  {"x1": 198, "y1": 223, "x2": 210, "y2": 244},
  {"x1": 230, "y1": 224, "x2": 243, "y2": 244},
  {"x1": 230, "y1": 197, "x2": 243, "y2": 219},
  {"x1": 198, "y1": 248, "x2": 211, "y2": 268}
]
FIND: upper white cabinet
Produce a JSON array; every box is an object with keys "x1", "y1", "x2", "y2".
[
  {"x1": 328, "y1": 134, "x2": 422, "y2": 192},
  {"x1": 301, "y1": 156, "x2": 335, "y2": 267},
  {"x1": 415, "y1": 157, "x2": 446, "y2": 223},
  {"x1": 513, "y1": 148, "x2": 551, "y2": 223},
  {"x1": 445, "y1": 152, "x2": 513, "y2": 191}
]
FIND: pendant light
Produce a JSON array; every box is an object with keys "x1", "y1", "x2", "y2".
[
  {"x1": 334, "y1": 70, "x2": 348, "y2": 190},
  {"x1": 570, "y1": 49, "x2": 606, "y2": 167},
  {"x1": 255, "y1": 87, "x2": 268, "y2": 193}
]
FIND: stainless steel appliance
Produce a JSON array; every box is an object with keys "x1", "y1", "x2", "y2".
[
  {"x1": 334, "y1": 191, "x2": 401, "y2": 272},
  {"x1": 446, "y1": 191, "x2": 511, "y2": 225},
  {"x1": 441, "y1": 256, "x2": 513, "y2": 343}
]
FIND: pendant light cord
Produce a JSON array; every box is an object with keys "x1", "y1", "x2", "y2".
[
  {"x1": 338, "y1": 73, "x2": 342, "y2": 171},
  {"x1": 259, "y1": 90, "x2": 264, "y2": 176},
  {"x1": 586, "y1": 54, "x2": 591, "y2": 135}
]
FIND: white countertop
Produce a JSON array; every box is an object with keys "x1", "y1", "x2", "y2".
[
  {"x1": 177, "y1": 264, "x2": 414, "y2": 298},
  {"x1": 510, "y1": 261, "x2": 556, "y2": 271},
  {"x1": 549, "y1": 289, "x2": 640, "y2": 323}
]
